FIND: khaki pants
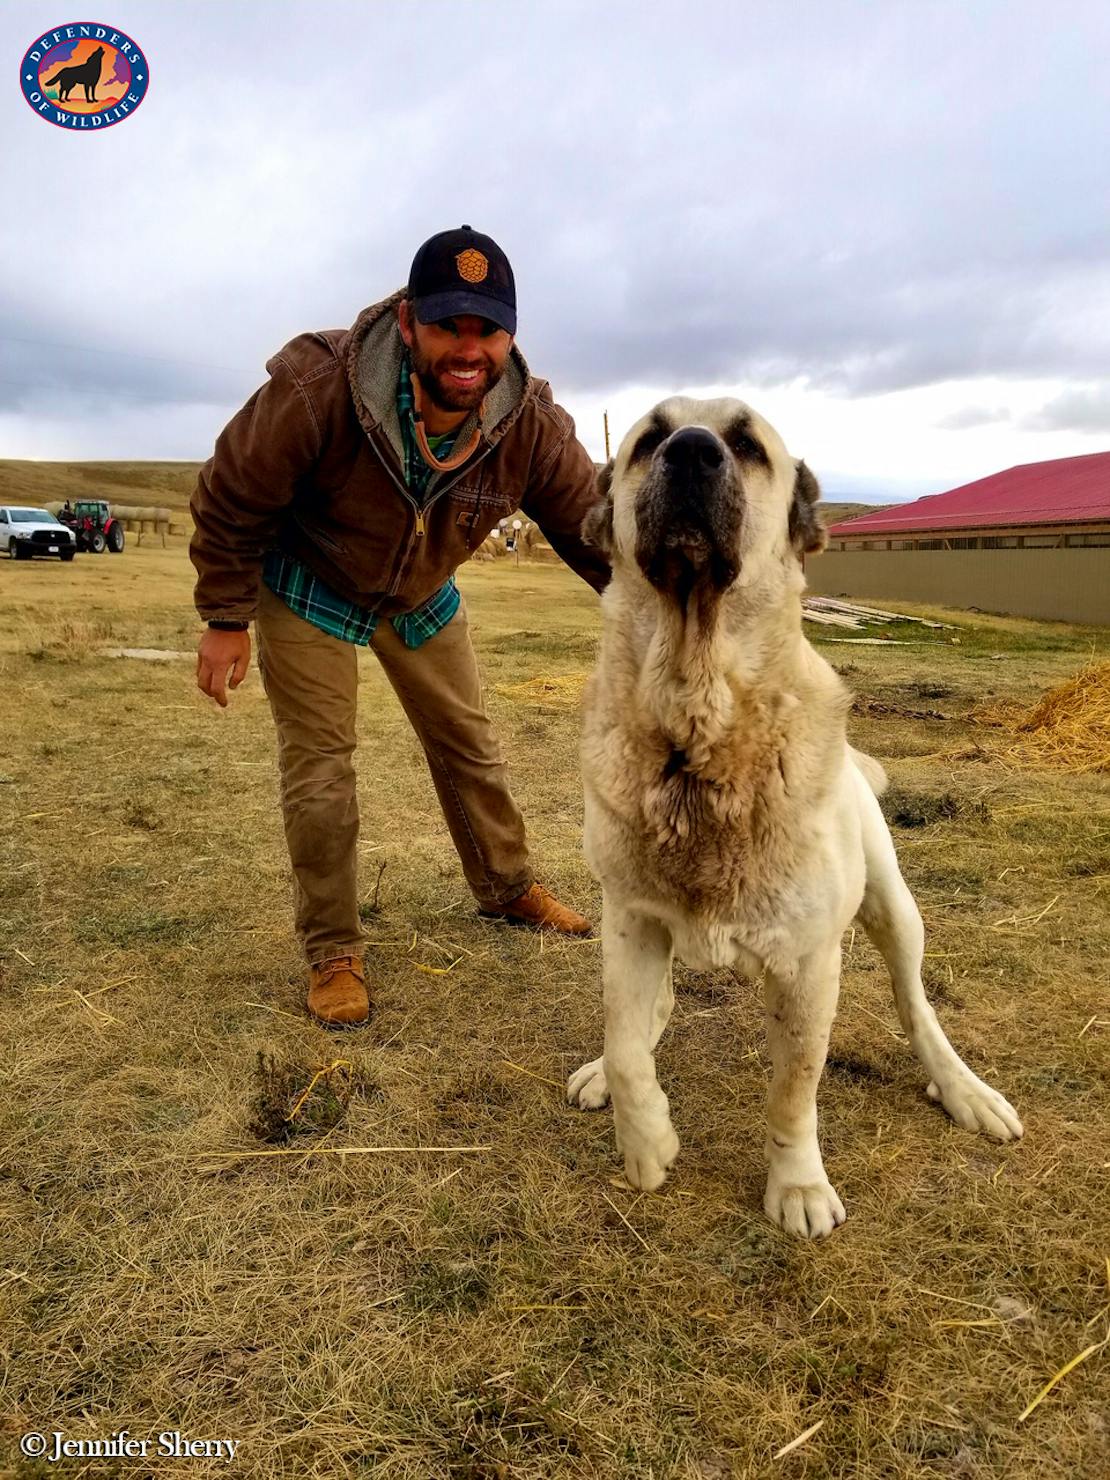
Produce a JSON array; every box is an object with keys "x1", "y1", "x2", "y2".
[{"x1": 256, "y1": 583, "x2": 532, "y2": 964}]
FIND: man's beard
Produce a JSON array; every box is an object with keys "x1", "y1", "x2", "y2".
[{"x1": 409, "y1": 340, "x2": 504, "y2": 412}]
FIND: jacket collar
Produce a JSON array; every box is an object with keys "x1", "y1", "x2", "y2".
[{"x1": 347, "y1": 289, "x2": 533, "y2": 472}]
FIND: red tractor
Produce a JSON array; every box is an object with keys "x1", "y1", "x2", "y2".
[{"x1": 56, "y1": 499, "x2": 125, "y2": 554}]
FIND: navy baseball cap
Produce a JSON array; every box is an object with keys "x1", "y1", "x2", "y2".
[{"x1": 407, "y1": 225, "x2": 517, "y2": 336}]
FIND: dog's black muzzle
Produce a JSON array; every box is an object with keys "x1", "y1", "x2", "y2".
[{"x1": 635, "y1": 426, "x2": 741, "y2": 603}]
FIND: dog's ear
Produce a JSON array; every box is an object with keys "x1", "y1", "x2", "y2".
[
  {"x1": 789, "y1": 460, "x2": 826, "y2": 557},
  {"x1": 582, "y1": 460, "x2": 615, "y2": 553}
]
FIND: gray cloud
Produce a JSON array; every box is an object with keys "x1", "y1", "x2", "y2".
[
  {"x1": 0, "y1": 302, "x2": 246, "y2": 414},
  {"x1": 1022, "y1": 384, "x2": 1110, "y2": 433},
  {"x1": 935, "y1": 406, "x2": 1012, "y2": 432},
  {"x1": 4, "y1": 0, "x2": 1110, "y2": 456}
]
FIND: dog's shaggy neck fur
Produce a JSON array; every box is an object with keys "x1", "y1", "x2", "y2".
[
  {"x1": 584, "y1": 566, "x2": 849, "y2": 912},
  {"x1": 636, "y1": 578, "x2": 802, "y2": 765}
]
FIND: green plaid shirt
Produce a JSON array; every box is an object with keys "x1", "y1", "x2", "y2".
[{"x1": 262, "y1": 353, "x2": 461, "y2": 649}]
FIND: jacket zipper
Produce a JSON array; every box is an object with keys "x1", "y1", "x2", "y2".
[{"x1": 367, "y1": 430, "x2": 495, "y2": 598}]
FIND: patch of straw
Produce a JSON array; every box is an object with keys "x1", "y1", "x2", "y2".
[
  {"x1": 1017, "y1": 1329, "x2": 1109, "y2": 1422},
  {"x1": 501, "y1": 1058, "x2": 565, "y2": 1090},
  {"x1": 286, "y1": 1059, "x2": 351, "y2": 1124},
  {"x1": 1017, "y1": 1258, "x2": 1110, "y2": 1422},
  {"x1": 978, "y1": 661, "x2": 1110, "y2": 774},
  {"x1": 494, "y1": 672, "x2": 589, "y2": 708},
  {"x1": 183, "y1": 1143, "x2": 494, "y2": 1164},
  {"x1": 773, "y1": 1419, "x2": 825, "y2": 1460}
]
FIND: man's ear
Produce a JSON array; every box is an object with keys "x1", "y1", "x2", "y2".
[
  {"x1": 397, "y1": 298, "x2": 415, "y2": 348},
  {"x1": 582, "y1": 460, "x2": 614, "y2": 552},
  {"x1": 788, "y1": 460, "x2": 826, "y2": 556}
]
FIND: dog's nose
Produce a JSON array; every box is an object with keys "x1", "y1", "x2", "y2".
[{"x1": 663, "y1": 426, "x2": 724, "y2": 473}]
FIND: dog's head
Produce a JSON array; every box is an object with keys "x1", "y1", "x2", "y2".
[{"x1": 584, "y1": 397, "x2": 825, "y2": 610}]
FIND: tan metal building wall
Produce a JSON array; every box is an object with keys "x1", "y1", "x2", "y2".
[{"x1": 806, "y1": 548, "x2": 1110, "y2": 624}]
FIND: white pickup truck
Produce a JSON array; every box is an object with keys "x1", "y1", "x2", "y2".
[{"x1": 0, "y1": 506, "x2": 77, "y2": 561}]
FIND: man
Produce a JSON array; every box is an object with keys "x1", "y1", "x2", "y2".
[{"x1": 190, "y1": 227, "x2": 609, "y2": 1028}]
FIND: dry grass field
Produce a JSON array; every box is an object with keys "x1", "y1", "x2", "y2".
[{"x1": 1, "y1": 540, "x2": 1107, "y2": 1479}]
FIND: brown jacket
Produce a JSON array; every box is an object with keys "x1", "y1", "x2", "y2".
[{"x1": 189, "y1": 290, "x2": 609, "y2": 622}]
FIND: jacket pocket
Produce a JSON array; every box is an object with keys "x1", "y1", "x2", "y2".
[
  {"x1": 296, "y1": 517, "x2": 347, "y2": 556},
  {"x1": 448, "y1": 475, "x2": 518, "y2": 511},
  {"x1": 447, "y1": 478, "x2": 516, "y2": 549}
]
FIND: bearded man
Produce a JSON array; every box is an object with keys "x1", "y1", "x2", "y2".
[{"x1": 190, "y1": 227, "x2": 608, "y2": 1026}]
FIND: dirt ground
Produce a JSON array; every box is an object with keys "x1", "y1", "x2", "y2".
[{"x1": 1, "y1": 543, "x2": 1107, "y2": 1478}]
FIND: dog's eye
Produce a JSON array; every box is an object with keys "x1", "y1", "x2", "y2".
[
  {"x1": 727, "y1": 427, "x2": 769, "y2": 467},
  {"x1": 630, "y1": 424, "x2": 668, "y2": 464}
]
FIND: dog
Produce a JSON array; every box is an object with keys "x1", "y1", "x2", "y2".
[
  {"x1": 566, "y1": 398, "x2": 1022, "y2": 1238},
  {"x1": 43, "y1": 47, "x2": 104, "y2": 103}
]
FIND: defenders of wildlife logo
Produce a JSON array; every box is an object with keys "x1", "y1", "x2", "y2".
[{"x1": 20, "y1": 22, "x2": 148, "y2": 130}]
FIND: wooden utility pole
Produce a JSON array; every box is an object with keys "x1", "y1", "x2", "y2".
[{"x1": 603, "y1": 410, "x2": 610, "y2": 460}]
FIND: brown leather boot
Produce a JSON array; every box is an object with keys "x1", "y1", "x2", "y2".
[
  {"x1": 480, "y1": 882, "x2": 593, "y2": 936},
  {"x1": 307, "y1": 954, "x2": 371, "y2": 1027}
]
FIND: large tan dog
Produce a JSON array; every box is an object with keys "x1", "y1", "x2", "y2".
[{"x1": 567, "y1": 398, "x2": 1022, "y2": 1238}]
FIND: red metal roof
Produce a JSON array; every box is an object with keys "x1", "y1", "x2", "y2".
[{"x1": 827, "y1": 451, "x2": 1110, "y2": 535}]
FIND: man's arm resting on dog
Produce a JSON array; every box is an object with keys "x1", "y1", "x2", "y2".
[
  {"x1": 190, "y1": 351, "x2": 320, "y2": 704},
  {"x1": 521, "y1": 395, "x2": 611, "y2": 594}
]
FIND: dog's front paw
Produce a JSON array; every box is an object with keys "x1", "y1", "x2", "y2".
[
  {"x1": 614, "y1": 1112, "x2": 679, "y2": 1192},
  {"x1": 567, "y1": 1056, "x2": 610, "y2": 1110},
  {"x1": 764, "y1": 1175, "x2": 846, "y2": 1239},
  {"x1": 927, "y1": 1074, "x2": 1023, "y2": 1141}
]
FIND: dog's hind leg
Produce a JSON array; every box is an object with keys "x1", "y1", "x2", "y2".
[
  {"x1": 567, "y1": 896, "x2": 677, "y2": 1190},
  {"x1": 763, "y1": 944, "x2": 847, "y2": 1238},
  {"x1": 854, "y1": 773, "x2": 1022, "y2": 1141}
]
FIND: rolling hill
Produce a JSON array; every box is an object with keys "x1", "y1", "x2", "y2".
[
  {"x1": 0, "y1": 461, "x2": 202, "y2": 516},
  {"x1": 0, "y1": 462, "x2": 894, "y2": 530}
]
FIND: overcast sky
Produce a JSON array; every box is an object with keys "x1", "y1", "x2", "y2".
[{"x1": 4, "y1": 0, "x2": 1108, "y2": 500}]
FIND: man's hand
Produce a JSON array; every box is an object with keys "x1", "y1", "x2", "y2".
[{"x1": 197, "y1": 628, "x2": 251, "y2": 707}]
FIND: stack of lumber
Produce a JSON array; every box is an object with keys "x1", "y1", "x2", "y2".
[{"x1": 802, "y1": 597, "x2": 952, "y2": 631}]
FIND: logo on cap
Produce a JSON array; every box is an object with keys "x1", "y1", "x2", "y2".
[{"x1": 455, "y1": 249, "x2": 489, "y2": 284}]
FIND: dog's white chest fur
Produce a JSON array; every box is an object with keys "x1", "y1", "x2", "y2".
[{"x1": 667, "y1": 918, "x2": 762, "y2": 977}]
